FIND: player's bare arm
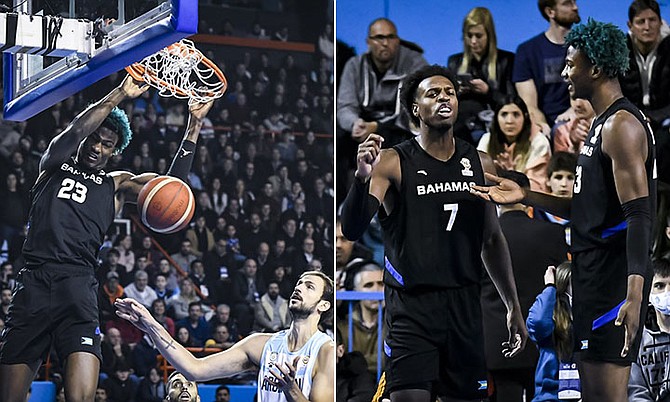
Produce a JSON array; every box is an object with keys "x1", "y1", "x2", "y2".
[
  {"x1": 38, "y1": 75, "x2": 148, "y2": 175},
  {"x1": 115, "y1": 298, "x2": 267, "y2": 381},
  {"x1": 471, "y1": 171, "x2": 571, "y2": 219},
  {"x1": 341, "y1": 133, "x2": 400, "y2": 240},
  {"x1": 602, "y1": 110, "x2": 651, "y2": 358},
  {"x1": 477, "y1": 152, "x2": 528, "y2": 358}
]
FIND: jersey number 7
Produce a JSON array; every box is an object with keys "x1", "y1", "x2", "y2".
[{"x1": 444, "y1": 203, "x2": 459, "y2": 231}]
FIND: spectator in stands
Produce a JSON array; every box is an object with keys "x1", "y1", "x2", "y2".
[
  {"x1": 98, "y1": 248, "x2": 132, "y2": 286},
  {"x1": 100, "y1": 327, "x2": 133, "y2": 379},
  {"x1": 205, "y1": 323, "x2": 235, "y2": 350},
  {"x1": 337, "y1": 18, "x2": 427, "y2": 147},
  {"x1": 336, "y1": 328, "x2": 376, "y2": 402},
  {"x1": 94, "y1": 387, "x2": 108, "y2": 402},
  {"x1": 552, "y1": 98, "x2": 594, "y2": 154},
  {"x1": 124, "y1": 270, "x2": 158, "y2": 309},
  {"x1": 619, "y1": 0, "x2": 670, "y2": 184},
  {"x1": 136, "y1": 367, "x2": 165, "y2": 402},
  {"x1": 294, "y1": 237, "x2": 318, "y2": 277},
  {"x1": 0, "y1": 263, "x2": 15, "y2": 291},
  {"x1": 254, "y1": 281, "x2": 292, "y2": 332},
  {"x1": 168, "y1": 277, "x2": 201, "y2": 321},
  {"x1": 170, "y1": 239, "x2": 198, "y2": 274},
  {"x1": 176, "y1": 326, "x2": 194, "y2": 348},
  {"x1": 222, "y1": 199, "x2": 244, "y2": 230},
  {"x1": 208, "y1": 303, "x2": 239, "y2": 342},
  {"x1": 232, "y1": 258, "x2": 264, "y2": 336},
  {"x1": 156, "y1": 258, "x2": 180, "y2": 295},
  {"x1": 98, "y1": 271, "x2": 125, "y2": 324},
  {"x1": 150, "y1": 298, "x2": 175, "y2": 337},
  {"x1": 176, "y1": 301, "x2": 210, "y2": 347},
  {"x1": 135, "y1": 235, "x2": 162, "y2": 269},
  {"x1": 231, "y1": 179, "x2": 256, "y2": 215},
  {"x1": 0, "y1": 173, "x2": 29, "y2": 256},
  {"x1": 477, "y1": 95, "x2": 551, "y2": 191},
  {"x1": 306, "y1": 176, "x2": 334, "y2": 220},
  {"x1": 153, "y1": 273, "x2": 173, "y2": 301},
  {"x1": 0, "y1": 287, "x2": 11, "y2": 322},
  {"x1": 337, "y1": 262, "x2": 384, "y2": 376},
  {"x1": 447, "y1": 7, "x2": 516, "y2": 144},
  {"x1": 185, "y1": 215, "x2": 215, "y2": 259},
  {"x1": 189, "y1": 259, "x2": 211, "y2": 301},
  {"x1": 203, "y1": 238, "x2": 236, "y2": 304},
  {"x1": 513, "y1": 0, "x2": 581, "y2": 131},
  {"x1": 215, "y1": 385, "x2": 230, "y2": 402},
  {"x1": 335, "y1": 219, "x2": 372, "y2": 291},
  {"x1": 535, "y1": 152, "x2": 578, "y2": 228},
  {"x1": 240, "y1": 213, "x2": 270, "y2": 258},
  {"x1": 103, "y1": 361, "x2": 137, "y2": 402}
]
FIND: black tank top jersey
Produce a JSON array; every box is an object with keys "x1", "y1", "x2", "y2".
[
  {"x1": 380, "y1": 138, "x2": 486, "y2": 290},
  {"x1": 22, "y1": 158, "x2": 116, "y2": 268},
  {"x1": 571, "y1": 97, "x2": 657, "y2": 253}
]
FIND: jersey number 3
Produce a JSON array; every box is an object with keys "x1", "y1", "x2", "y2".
[
  {"x1": 444, "y1": 203, "x2": 459, "y2": 231},
  {"x1": 57, "y1": 178, "x2": 88, "y2": 203}
]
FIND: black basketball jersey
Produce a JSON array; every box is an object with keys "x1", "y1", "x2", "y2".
[
  {"x1": 571, "y1": 97, "x2": 657, "y2": 252},
  {"x1": 22, "y1": 158, "x2": 116, "y2": 268},
  {"x1": 380, "y1": 138, "x2": 486, "y2": 290}
]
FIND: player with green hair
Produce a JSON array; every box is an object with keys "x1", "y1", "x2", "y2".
[
  {"x1": 472, "y1": 19, "x2": 656, "y2": 402},
  {"x1": 0, "y1": 75, "x2": 215, "y2": 402}
]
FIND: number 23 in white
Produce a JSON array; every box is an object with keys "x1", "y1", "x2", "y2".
[
  {"x1": 444, "y1": 203, "x2": 459, "y2": 231},
  {"x1": 57, "y1": 178, "x2": 88, "y2": 203}
]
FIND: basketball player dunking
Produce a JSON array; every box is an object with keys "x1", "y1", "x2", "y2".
[
  {"x1": 115, "y1": 271, "x2": 335, "y2": 402},
  {"x1": 341, "y1": 64, "x2": 527, "y2": 402},
  {"x1": 472, "y1": 20, "x2": 656, "y2": 402},
  {"x1": 0, "y1": 75, "x2": 213, "y2": 402}
]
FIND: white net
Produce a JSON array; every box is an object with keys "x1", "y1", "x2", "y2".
[{"x1": 133, "y1": 39, "x2": 226, "y2": 104}]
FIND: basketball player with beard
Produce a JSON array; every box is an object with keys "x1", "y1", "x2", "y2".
[
  {"x1": 472, "y1": 20, "x2": 656, "y2": 402},
  {"x1": 341, "y1": 64, "x2": 527, "y2": 401},
  {"x1": 115, "y1": 271, "x2": 334, "y2": 402},
  {"x1": 0, "y1": 75, "x2": 213, "y2": 402}
]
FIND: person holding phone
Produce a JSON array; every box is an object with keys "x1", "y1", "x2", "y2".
[{"x1": 447, "y1": 7, "x2": 516, "y2": 144}]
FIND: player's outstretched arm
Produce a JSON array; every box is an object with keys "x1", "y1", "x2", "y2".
[
  {"x1": 341, "y1": 134, "x2": 397, "y2": 240},
  {"x1": 40, "y1": 75, "x2": 148, "y2": 174},
  {"x1": 167, "y1": 100, "x2": 215, "y2": 181},
  {"x1": 603, "y1": 110, "x2": 652, "y2": 358},
  {"x1": 471, "y1": 153, "x2": 572, "y2": 218},
  {"x1": 115, "y1": 298, "x2": 266, "y2": 381}
]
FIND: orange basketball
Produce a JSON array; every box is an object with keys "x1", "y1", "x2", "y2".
[{"x1": 137, "y1": 176, "x2": 195, "y2": 234}]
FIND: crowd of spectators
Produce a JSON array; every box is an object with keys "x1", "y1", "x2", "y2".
[{"x1": 0, "y1": 0, "x2": 334, "y2": 398}]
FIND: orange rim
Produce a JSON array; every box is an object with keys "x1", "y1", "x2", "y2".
[{"x1": 124, "y1": 42, "x2": 227, "y2": 99}]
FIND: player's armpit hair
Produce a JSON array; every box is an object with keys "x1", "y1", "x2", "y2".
[
  {"x1": 622, "y1": 196, "x2": 652, "y2": 277},
  {"x1": 341, "y1": 178, "x2": 380, "y2": 241},
  {"x1": 167, "y1": 139, "x2": 196, "y2": 181}
]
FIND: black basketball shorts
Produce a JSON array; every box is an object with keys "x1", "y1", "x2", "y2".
[
  {"x1": 383, "y1": 283, "x2": 488, "y2": 400},
  {"x1": 572, "y1": 242, "x2": 650, "y2": 365},
  {"x1": 0, "y1": 265, "x2": 102, "y2": 364}
]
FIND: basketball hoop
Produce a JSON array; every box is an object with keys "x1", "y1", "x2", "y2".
[{"x1": 125, "y1": 39, "x2": 227, "y2": 104}]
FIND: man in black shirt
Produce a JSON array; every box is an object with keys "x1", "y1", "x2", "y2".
[
  {"x1": 473, "y1": 20, "x2": 656, "y2": 402},
  {"x1": 0, "y1": 75, "x2": 213, "y2": 402},
  {"x1": 341, "y1": 64, "x2": 526, "y2": 401}
]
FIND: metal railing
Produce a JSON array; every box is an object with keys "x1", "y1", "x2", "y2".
[{"x1": 336, "y1": 290, "x2": 384, "y2": 381}]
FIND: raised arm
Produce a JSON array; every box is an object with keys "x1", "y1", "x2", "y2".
[
  {"x1": 603, "y1": 110, "x2": 652, "y2": 358},
  {"x1": 39, "y1": 76, "x2": 148, "y2": 174},
  {"x1": 515, "y1": 79, "x2": 549, "y2": 131},
  {"x1": 115, "y1": 298, "x2": 266, "y2": 381},
  {"x1": 340, "y1": 134, "x2": 398, "y2": 240},
  {"x1": 478, "y1": 152, "x2": 527, "y2": 358}
]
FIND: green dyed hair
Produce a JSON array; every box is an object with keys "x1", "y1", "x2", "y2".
[
  {"x1": 565, "y1": 18, "x2": 629, "y2": 78},
  {"x1": 101, "y1": 106, "x2": 132, "y2": 155}
]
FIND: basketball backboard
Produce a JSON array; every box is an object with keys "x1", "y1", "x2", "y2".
[{"x1": 2, "y1": 0, "x2": 197, "y2": 121}]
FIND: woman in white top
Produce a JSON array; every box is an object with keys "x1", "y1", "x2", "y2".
[{"x1": 477, "y1": 95, "x2": 551, "y2": 191}]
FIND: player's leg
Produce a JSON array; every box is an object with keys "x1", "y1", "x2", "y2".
[
  {"x1": 578, "y1": 361, "x2": 629, "y2": 402},
  {"x1": 63, "y1": 352, "x2": 100, "y2": 402},
  {"x1": 0, "y1": 361, "x2": 41, "y2": 402}
]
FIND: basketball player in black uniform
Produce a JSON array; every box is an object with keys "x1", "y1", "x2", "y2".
[
  {"x1": 0, "y1": 75, "x2": 213, "y2": 402},
  {"x1": 472, "y1": 20, "x2": 656, "y2": 402},
  {"x1": 341, "y1": 64, "x2": 527, "y2": 402}
]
